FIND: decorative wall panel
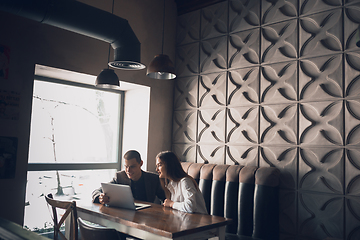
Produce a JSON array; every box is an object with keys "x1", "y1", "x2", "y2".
[
  {"x1": 200, "y1": 1, "x2": 228, "y2": 40},
  {"x1": 175, "y1": 42, "x2": 200, "y2": 77},
  {"x1": 228, "y1": 67, "x2": 260, "y2": 106},
  {"x1": 299, "y1": 101, "x2": 343, "y2": 146},
  {"x1": 298, "y1": 192, "x2": 343, "y2": 239},
  {"x1": 229, "y1": 28, "x2": 260, "y2": 68},
  {"x1": 299, "y1": 147, "x2": 343, "y2": 193},
  {"x1": 261, "y1": 61, "x2": 297, "y2": 103},
  {"x1": 299, "y1": 9, "x2": 342, "y2": 58},
  {"x1": 279, "y1": 189, "x2": 297, "y2": 235},
  {"x1": 299, "y1": 54, "x2": 343, "y2": 101},
  {"x1": 199, "y1": 72, "x2": 227, "y2": 107},
  {"x1": 174, "y1": 0, "x2": 360, "y2": 239},
  {"x1": 200, "y1": 36, "x2": 228, "y2": 73},
  {"x1": 260, "y1": 103, "x2": 297, "y2": 145},
  {"x1": 177, "y1": 10, "x2": 200, "y2": 46},
  {"x1": 262, "y1": 0, "x2": 298, "y2": 25},
  {"x1": 299, "y1": 0, "x2": 342, "y2": 16},
  {"x1": 345, "y1": 3, "x2": 360, "y2": 50},
  {"x1": 226, "y1": 144, "x2": 258, "y2": 165},
  {"x1": 260, "y1": 146, "x2": 297, "y2": 189},
  {"x1": 174, "y1": 76, "x2": 198, "y2": 110},
  {"x1": 345, "y1": 196, "x2": 360, "y2": 240},
  {"x1": 345, "y1": 147, "x2": 360, "y2": 195},
  {"x1": 229, "y1": 0, "x2": 260, "y2": 32},
  {"x1": 261, "y1": 20, "x2": 297, "y2": 64},
  {"x1": 172, "y1": 110, "x2": 197, "y2": 143}
]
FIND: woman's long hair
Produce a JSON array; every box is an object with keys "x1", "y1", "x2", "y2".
[{"x1": 156, "y1": 151, "x2": 199, "y2": 190}]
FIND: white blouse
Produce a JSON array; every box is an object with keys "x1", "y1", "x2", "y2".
[{"x1": 166, "y1": 177, "x2": 208, "y2": 214}]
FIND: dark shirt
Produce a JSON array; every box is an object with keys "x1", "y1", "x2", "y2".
[{"x1": 131, "y1": 173, "x2": 147, "y2": 201}]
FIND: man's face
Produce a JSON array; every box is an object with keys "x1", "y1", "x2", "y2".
[{"x1": 124, "y1": 158, "x2": 143, "y2": 181}]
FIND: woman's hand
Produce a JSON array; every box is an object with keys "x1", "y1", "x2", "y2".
[
  {"x1": 163, "y1": 199, "x2": 174, "y2": 208},
  {"x1": 99, "y1": 193, "x2": 109, "y2": 205}
]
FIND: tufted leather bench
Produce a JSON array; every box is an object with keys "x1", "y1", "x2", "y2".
[{"x1": 181, "y1": 162, "x2": 280, "y2": 240}]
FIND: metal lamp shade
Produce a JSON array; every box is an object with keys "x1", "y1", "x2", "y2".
[
  {"x1": 95, "y1": 68, "x2": 120, "y2": 89},
  {"x1": 146, "y1": 54, "x2": 176, "y2": 79}
]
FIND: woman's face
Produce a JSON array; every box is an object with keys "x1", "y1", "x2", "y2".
[{"x1": 156, "y1": 158, "x2": 166, "y2": 178}]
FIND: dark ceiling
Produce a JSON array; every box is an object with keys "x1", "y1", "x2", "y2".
[{"x1": 175, "y1": 0, "x2": 225, "y2": 15}]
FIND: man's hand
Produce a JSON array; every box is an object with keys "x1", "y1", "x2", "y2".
[
  {"x1": 99, "y1": 193, "x2": 110, "y2": 205},
  {"x1": 163, "y1": 198, "x2": 174, "y2": 208}
]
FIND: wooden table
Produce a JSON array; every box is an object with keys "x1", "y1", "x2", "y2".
[{"x1": 76, "y1": 201, "x2": 232, "y2": 240}]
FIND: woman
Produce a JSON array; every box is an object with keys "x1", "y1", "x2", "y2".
[{"x1": 155, "y1": 151, "x2": 208, "y2": 214}]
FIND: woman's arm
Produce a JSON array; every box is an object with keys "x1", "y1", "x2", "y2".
[{"x1": 171, "y1": 177, "x2": 198, "y2": 213}]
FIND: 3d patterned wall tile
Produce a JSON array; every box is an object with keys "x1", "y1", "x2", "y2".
[
  {"x1": 177, "y1": 10, "x2": 200, "y2": 46},
  {"x1": 345, "y1": 51, "x2": 360, "y2": 98},
  {"x1": 198, "y1": 144, "x2": 226, "y2": 164},
  {"x1": 299, "y1": 0, "x2": 343, "y2": 16},
  {"x1": 345, "y1": 3, "x2": 360, "y2": 50},
  {"x1": 299, "y1": 54, "x2": 343, "y2": 101},
  {"x1": 201, "y1": 1, "x2": 228, "y2": 40},
  {"x1": 227, "y1": 106, "x2": 259, "y2": 144},
  {"x1": 261, "y1": 61, "x2": 297, "y2": 103},
  {"x1": 261, "y1": 20, "x2": 297, "y2": 64},
  {"x1": 345, "y1": 196, "x2": 360, "y2": 240},
  {"x1": 199, "y1": 72, "x2": 227, "y2": 107},
  {"x1": 260, "y1": 146, "x2": 298, "y2": 189},
  {"x1": 172, "y1": 110, "x2": 197, "y2": 143},
  {"x1": 299, "y1": 147, "x2": 343, "y2": 193},
  {"x1": 298, "y1": 192, "x2": 343, "y2": 239},
  {"x1": 174, "y1": 76, "x2": 198, "y2": 110},
  {"x1": 229, "y1": 28, "x2": 260, "y2": 69},
  {"x1": 226, "y1": 144, "x2": 258, "y2": 165},
  {"x1": 279, "y1": 189, "x2": 297, "y2": 235},
  {"x1": 345, "y1": 147, "x2": 360, "y2": 195},
  {"x1": 229, "y1": 0, "x2": 260, "y2": 33},
  {"x1": 200, "y1": 36, "x2": 228, "y2": 73},
  {"x1": 299, "y1": 101, "x2": 343, "y2": 146},
  {"x1": 345, "y1": 99, "x2": 360, "y2": 146},
  {"x1": 175, "y1": 42, "x2": 199, "y2": 77},
  {"x1": 198, "y1": 108, "x2": 226, "y2": 143},
  {"x1": 173, "y1": 143, "x2": 197, "y2": 162},
  {"x1": 228, "y1": 67, "x2": 260, "y2": 106},
  {"x1": 174, "y1": 0, "x2": 360, "y2": 238},
  {"x1": 260, "y1": 103, "x2": 297, "y2": 145},
  {"x1": 262, "y1": 0, "x2": 298, "y2": 25},
  {"x1": 299, "y1": 9, "x2": 342, "y2": 58}
]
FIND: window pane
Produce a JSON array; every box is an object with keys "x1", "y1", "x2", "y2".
[
  {"x1": 29, "y1": 80, "x2": 121, "y2": 163},
  {"x1": 24, "y1": 169, "x2": 116, "y2": 231}
]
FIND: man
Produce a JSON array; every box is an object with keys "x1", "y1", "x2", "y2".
[{"x1": 92, "y1": 150, "x2": 166, "y2": 204}]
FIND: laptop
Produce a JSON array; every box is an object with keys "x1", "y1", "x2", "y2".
[{"x1": 101, "y1": 183, "x2": 151, "y2": 210}]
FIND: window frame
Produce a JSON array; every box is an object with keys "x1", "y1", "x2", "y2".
[{"x1": 27, "y1": 75, "x2": 125, "y2": 172}]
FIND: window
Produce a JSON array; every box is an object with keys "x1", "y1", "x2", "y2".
[{"x1": 24, "y1": 75, "x2": 123, "y2": 231}]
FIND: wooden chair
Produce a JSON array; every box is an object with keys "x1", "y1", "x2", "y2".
[
  {"x1": 77, "y1": 217, "x2": 124, "y2": 240},
  {"x1": 45, "y1": 193, "x2": 78, "y2": 240}
]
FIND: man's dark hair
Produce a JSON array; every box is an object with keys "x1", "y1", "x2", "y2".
[{"x1": 123, "y1": 150, "x2": 142, "y2": 163}]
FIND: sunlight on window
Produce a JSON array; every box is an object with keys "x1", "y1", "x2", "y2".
[
  {"x1": 25, "y1": 78, "x2": 122, "y2": 232},
  {"x1": 29, "y1": 80, "x2": 120, "y2": 163}
]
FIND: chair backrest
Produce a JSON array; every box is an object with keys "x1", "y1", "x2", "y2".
[
  {"x1": 77, "y1": 217, "x2": 123, "y2": 240},
  {"x1": 45, "y1": 193, "x2": 78, "y2": 240},
  {"x1": 182, "y1": 162, "x2": 280, "y2": 240}
]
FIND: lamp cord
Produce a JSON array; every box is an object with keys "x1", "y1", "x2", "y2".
[
  {"x1": 161, "y1": 0, "x2": 165, "y2": 54},
  {"x1": 107, "y1": 0, "x2": 115, "y2": 68}
]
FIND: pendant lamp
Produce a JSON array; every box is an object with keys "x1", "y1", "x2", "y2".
[
  {"x1": 146, "y1": 0, "x2": 176, "y2": 79},
  {"x1": 96, "y1": 0, "x2": 120, "y2": 88}
]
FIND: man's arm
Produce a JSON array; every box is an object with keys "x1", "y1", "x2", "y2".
[{"x1": 91, "y1": 173, "x2": 124, "y2": 203}]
